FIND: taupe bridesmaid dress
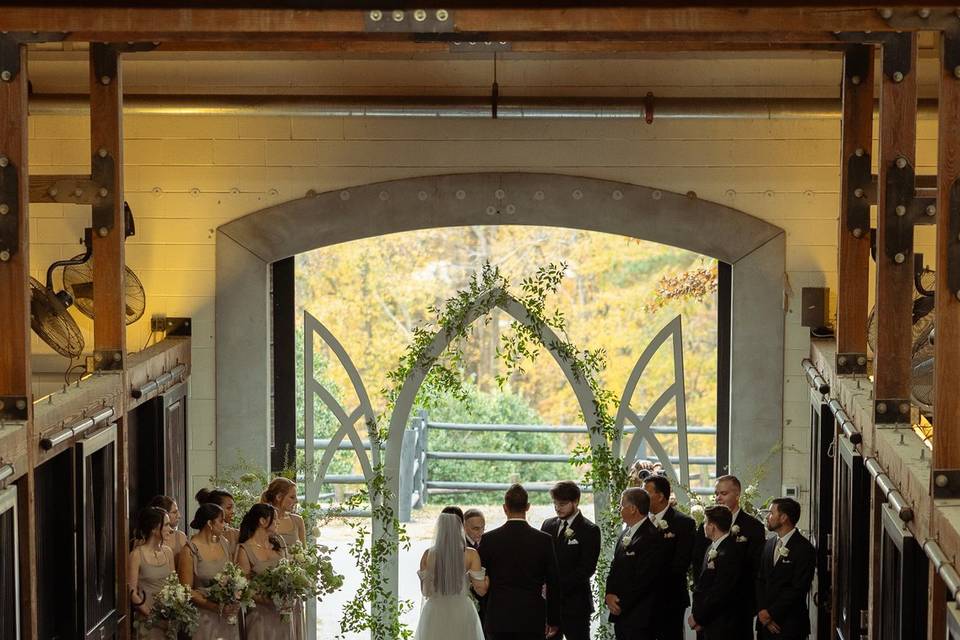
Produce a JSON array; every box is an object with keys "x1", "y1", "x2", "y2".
[
  {"x1": 276, "y1": 516, "x2": 306, "y2": 640},
  {"x1": 187, "y1": 538, "x2": 241, "y2": 640},
  {"x1": 135, "y1": 546, "x2": 174, "y2": 640},
  {"x1": 240, "y1": 542, "x2": 296, "y2": 640}
]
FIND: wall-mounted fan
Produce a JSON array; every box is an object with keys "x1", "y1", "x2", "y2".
[
  {"x1": 61, "y1": 202, "x2": 146, "y2": 325},
  {"x1": 30, "y1": 229, "x2": 92, "y2": 358},
  {"x1": 911, "y1": 321, "x2": 935, "y2": 419},
  {"x1": 866, "y1": 258, "x2": 935, "y2": 357}
]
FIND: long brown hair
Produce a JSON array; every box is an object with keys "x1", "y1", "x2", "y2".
[{"x1": 261, "y1": 477, "x2": 296, "y2": 507}]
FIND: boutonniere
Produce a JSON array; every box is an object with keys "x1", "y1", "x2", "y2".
[
  {"x1": 621, "y1": 535, "x2": 632, "y2": 548},
  {"x1": 564, "y1": 528, "x2": 576, "y2": 540},
  {"x1": 655, "y1": 519, "x2": 669, "y2": 531},
  {"x1": 736, "y1": 536, "x2": 748, "y2": 543},
  {"x1": 779, "y1": 546, "x2": 790, "y2": 558},
  {"x1": 730, "y1": 524, "x2": 741, "y2": 535},
  {"x1": 706, "y1": 548, "x2": 719, "y2": 570}
]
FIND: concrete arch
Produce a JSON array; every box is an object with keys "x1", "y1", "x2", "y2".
[{"x1": 216, "y1": 172, "x2": 786, "y2": 499}]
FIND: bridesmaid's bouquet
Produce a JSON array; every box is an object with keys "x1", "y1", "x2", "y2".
[
  {"x1": 286, "y1": 542, "x2": 344, "y2": 600},
  {"x1": 206, "y1": 562, "x2": 256, "y2": 625},
  {"x1": 141, "y1": 573, "x2": 200, "y2": 640},
  {"x1": 252, "y1": 557, "x2": 308, "y2": 621}
]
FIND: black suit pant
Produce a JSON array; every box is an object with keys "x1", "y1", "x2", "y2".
[
  {"x1": 614, "y1": 624, "x2": 655, "y2": 640},
  {"x1": 652, "y1": 605, "x2": 685, "y2": 640},
  {"x1": 559, "y1": 613, "x2": 590, "y2": 640}
]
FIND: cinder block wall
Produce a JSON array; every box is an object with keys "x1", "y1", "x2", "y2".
[{"x1": 25, "y1": 55, "x2": 941, "y2": 523}]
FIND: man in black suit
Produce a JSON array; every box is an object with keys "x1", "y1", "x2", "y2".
[
  {"x1": 689, "y1": 505, "x2": 744, "y2": 639},
  {"x1": 605, "y1": 487, "x2": 668, "y2": 640},
  {"x1": 755, "y1": 498, "x2": 815, "y2": 640},
  {"x1": 643, "y1": 475, "x2": 695, "y2": 640},
  {"x1": 691, "y1": 474, "x2": 765, "y2": 639},
  {"x1": 478, "y1": 484, "x2": 562, "y2": 640},
  {"x1": 541, "y1": 481, "x2": 602, "y2": 640}
]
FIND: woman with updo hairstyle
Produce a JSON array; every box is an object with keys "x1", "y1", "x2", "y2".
[
  {"x1": 196, "y1": 487, "x2": 239, "y2": 553},
  {"x1": 148, "y1": 494, "x2": 188, "y2": 555},
  {"x1": 261, "y1": 477, "x2": 306, "y2": 548},
  {"x1": 237, "y1": 504, "x2": 295, "y2": 639},
  {"x1": 177, "y1": 503, "x2": 239, "y2": 640},
  {"x1": 128, "y1": 507, "x2": 175, "y2": 639}
]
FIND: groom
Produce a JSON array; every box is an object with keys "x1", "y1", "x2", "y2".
[{"x1": 479, "y1": 484, "x2": 562, "y2": 639}]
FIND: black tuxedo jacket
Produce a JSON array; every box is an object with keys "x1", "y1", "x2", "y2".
[
  {"x1": 478, "y1": 520, "x2": 562, "y2": 634},
  {"x1": 541, "y1": 511, "x2": 602, "y2": 616},
  {"x1": 605, "y1": 518, "x2": 668, "y2": 632},
  {"x1": 655, "y1": 505, "x2": 696, "y2": 611},
  {"x1": 692, "y1": 535, "x2": 744, "y2": 639},
  {"x1": 693, "y1": 509, "x2": 765, "y2": 613},
  {"x1": 755, "y1": 529, "x2": 815, "y2": 638}
]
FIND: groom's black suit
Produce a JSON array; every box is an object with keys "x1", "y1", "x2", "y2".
[
  {"x1": 605, "y1": 518, "x2": 668, "y2": 640},
  {"x1": 478, "y1": 519, "x2": 562, "y2": 640},
  {"x1": 541, "y1": 511, "x2": 602, "y2": 640}
]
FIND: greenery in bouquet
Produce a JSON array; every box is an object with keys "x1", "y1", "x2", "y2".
[
  {"x1": 140, "y1": 573, "x2": 199, "y2": 640},
  {"x1": 286, "y1": 541, "x2": 345, "y2": 600},
  {"x1": 206, "y1": 561, "x2": 256, "y2": 622},
  {"x1": 252, "y1": 557, "x2": 311, "y2": 618}
]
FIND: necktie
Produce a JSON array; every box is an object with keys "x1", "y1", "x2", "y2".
[
  {"x1": 773, "y1": 538, "x2": 784, "y2": 565},
  {"x1": 558, "y1": 521, "x2": 568, "y2": 543}
]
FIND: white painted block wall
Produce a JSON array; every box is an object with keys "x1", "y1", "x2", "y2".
[{"x1": 27, "y1": 111, "x2": 941, "y2": 522}]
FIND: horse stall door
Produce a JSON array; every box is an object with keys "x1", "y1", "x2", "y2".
[
  {"x1": 128, "y1": 398, "x2": 164, "y2": 525},
  {"x1": 0, "y1": 485, "x2": 19, "y2": 639},
  {"x1": 76, "y1": 424, "x2": 119, "y2": 640},
  {"x1": 836, "y1": 438, "x2": 869, "y2": 640},
  {"x1": 877, "y1": 502, "x2": 927, "y2": 640},
  {"x1": 808, "y1": 391, "x2": 834, "y2": 638},
  {"x1": 162, "y1": 383, "x2": 188, "y2": 517},
  {"x1": 35, "y1": 448, "x2": 78, "y2": 639}
]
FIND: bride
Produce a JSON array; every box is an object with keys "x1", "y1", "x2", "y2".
[{"x1": 415, "y1": 513, "x2": 489, "y2": 640}]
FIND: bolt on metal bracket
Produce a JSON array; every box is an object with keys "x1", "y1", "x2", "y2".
[
  {"x1": 93, "y1": 349, "x2": 124, "y2": 371},
  {"x1": 846, "y1": 151, "x2": 872, "y2": 238},
  {"x1": 883, "y1": 158, "x2": 926, "y2": 262},
  {"x1": 933, "y1": 469, "x2": 960, "y2": 499},
  {"x1": 835, "y1": 32, "x2": 913, "y2": 82},
  {"x1": 874, "y1": 398, "x2": 912, "y2": 425},
  {"x1": 365, "y1": 8, "x2": 454, "y2": 33},
  {"x1": 91, "y1": 153, "x2": 116, "y2": 234},
  {"x1": 0, "y1": 160, "x2": 21, "y2": 261},
  {"x1": 0, "y1": 32, "x2": 66, "y2": 82}
]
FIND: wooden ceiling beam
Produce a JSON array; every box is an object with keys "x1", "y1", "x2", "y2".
[{"x1": 0, "y1": 7, "x2": 933, "y2": 42}]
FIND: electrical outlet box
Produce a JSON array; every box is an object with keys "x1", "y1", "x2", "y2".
[
  {"x1": 151, "y1": 314, "x2": 167, "y2": 333},
  {"x1": 782, "y1": 484, "x2": 800, "y2": 499}
]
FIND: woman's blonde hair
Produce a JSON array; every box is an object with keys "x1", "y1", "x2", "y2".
[{"x1": 261, "y1": 476, "x2": 296, "y2": 506}]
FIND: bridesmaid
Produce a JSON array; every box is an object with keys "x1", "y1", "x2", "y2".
[
  {"x1": 127, "y1": 507, "x2": 175, "y2": 640},
  {"x1": 196, "y1": 487, "x2": 240, "y2": 554},
  {"x1": 149, "y1": 494, "x2": 189, "y2": 556},
  {"x1": 261, "y1": 477, "x2": 306, "y2": 639},
  {"x1": 237, "y1": 504, "x2": 294, "y2": 640},
  {"x1": 178, "y1": 503, "x2": 240, "y2": 640},
  {"x1": 261, "y1": 478, "x2": 306, "y2": 548}
]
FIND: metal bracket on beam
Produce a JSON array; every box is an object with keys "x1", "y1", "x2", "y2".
[
  {"x1": 90, "y1": 153, "x2": 116, "y2": 234},
  {"x1": 874, "y1": 398, "x2": 911, "y2": 425},
  {"x1": 0, "y1": 32, "x2": 66, "y2": 83},
  {"x1": 0, "y1": 395, "x2": 28, "y2": 421},
  {"x1": 836, "y1": 31, "x2": 913, "y2": 82},
  {"x1": 846, "y1": 151, "x2": 872, "y2": 238},
  {"x1": 93, "y1": 349, "x2": 124, "y2": 371},
  {"x1": 365, "y1": 8, "x2": 454, "y2": 33},
  {"x1": 29, "y1": 174, "x2": 106, "y2": 205},
  {"x1": 949, "y1": 178, "x2": 960, "y2": 302},
  {"x1": 836, "y1": 352, "x2": 868, "y2": 376},
  {"x1": 91, "y1": 41, "x2": 156, "y2": 86},
  {"x1": 883, "y1": 157, "x2": 928, "y2": 263},
  {"x1": 933, "y1": 469, "x2": 960, "y2": 499},
  {"x1": 0, "y1": 159, "x2": 20, "y2": 262},
  {"x1": 882, "y1": 8, "x2": 960, "y2": 31}
]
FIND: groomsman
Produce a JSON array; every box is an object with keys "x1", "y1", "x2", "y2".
[
  {"x1": 541, "y1": 481, "x2": 602, "y2": 640},
  {"x1": 605, "y1": 487, "x2": 668, "y2": 640},
  {"x1": 755, "y1": 498, "x2": 815, "y2": 640},
  {"x1": 692, "y1": 475, "x2": 765, "y2": 638},
  {"x1": 642, "y1": 475, "x2": 695, "y2": 640},
  {"x1": 688, "y1": 505, "x2": 744, "y2": 639},
  {"x1": 479, "y1": 484, "x2": 562, "y2": 640}
]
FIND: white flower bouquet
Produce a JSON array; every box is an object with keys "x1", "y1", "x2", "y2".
[
  {"x1": 141, "y1": 573, "x2": 200, "y2": 640},
  {"x1": 206, "y1": 562, "x2": 256, "y2": 625},
  {"x1": 286, "y1": 542, "x2": 345, "y2": 600}
]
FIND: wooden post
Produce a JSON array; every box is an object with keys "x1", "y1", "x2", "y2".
[
  {"x1": 90, "y1": 42, "x2": 130, "y2": 637},
  {"x1": 874, "y1": 33, "x2": 918, "y2": 427},
  {"x1": 931, "y1": 28, "x2": 960, "y2": 636},
  {"x1": 835, "y1": 44, "x2": 874, "y2": 376},
  {"x1": 0, "y1": 36, "x2": 37, "y2": 639}
]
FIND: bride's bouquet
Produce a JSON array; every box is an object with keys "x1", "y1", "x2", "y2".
[
  {"x1": 139, "y1": 573, "x2": 200, "y2": 640},
  {"x1": 206, "y1": 562, "x2": 256, "y2": 625}
]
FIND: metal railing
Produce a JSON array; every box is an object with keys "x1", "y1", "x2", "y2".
[{"x1": 297, "y1": 413, "x2": 718, "y2": 519}]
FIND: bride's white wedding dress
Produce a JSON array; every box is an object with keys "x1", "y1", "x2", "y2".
[{"x1": 415, "y1": 558, "x2": 486, "y2": 640}]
